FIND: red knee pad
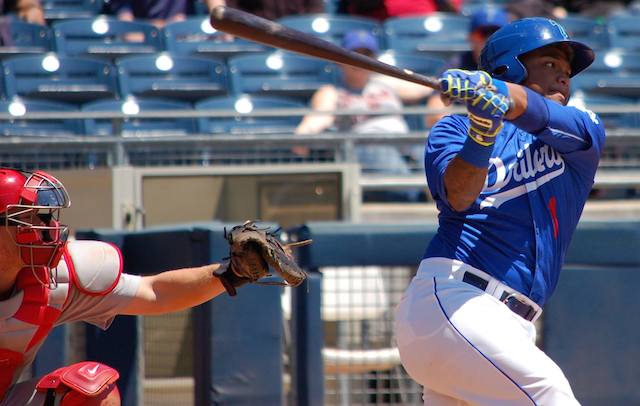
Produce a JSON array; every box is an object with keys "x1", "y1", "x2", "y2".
[
  {"x1": 60, "y1": 382, "x2": 120, "y2": 406},
  {"x1": 37, "y1": 361, "x2": 120, "y2": 405}
]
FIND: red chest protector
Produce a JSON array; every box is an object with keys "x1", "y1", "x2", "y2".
[{"x1": 0, "y1": 241, "x2": 122, "y2": 400}]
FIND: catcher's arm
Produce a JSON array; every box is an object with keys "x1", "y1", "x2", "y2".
[
  {"x1": 214, "y1": 221, "x2": 311, "y2": 296},
  {"x1": 121, "y1": 264, "x2": 227, "y2": 315}
]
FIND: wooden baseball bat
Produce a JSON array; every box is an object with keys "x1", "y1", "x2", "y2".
[{"x1": 210, "y1": 6, "x2": 441, "y2": 90}]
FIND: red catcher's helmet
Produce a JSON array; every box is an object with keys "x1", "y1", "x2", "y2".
[{"x1": 0, "y1": 168, "x2": 71, "y2": 283}]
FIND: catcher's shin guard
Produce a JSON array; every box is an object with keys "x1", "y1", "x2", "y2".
[{"x1": 36, "y1": 361, "x2": 120, "y2": 406}]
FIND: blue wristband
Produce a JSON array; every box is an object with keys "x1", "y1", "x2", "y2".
[
  {"x1": 511, "y1": 87, "x2": 550, "y2": 133},
  {"x1": 457, "y1": 134, "x2": 495, "y2": 168},
  {"x1": 492, "y1": 78, "x2": 510, "y2": 99}
]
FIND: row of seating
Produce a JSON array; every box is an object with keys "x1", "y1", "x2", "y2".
[
  {"x1": 5, "y1": 13, "x2": 640, "y2": 63},
  {"x1": 3, "y1": 89, "x2": 639, "y2": 138},
  {"x1": 0, "y1": 51, "x2": 449, "y2": 103},
  {"x1": 0, "y1": 95, "x2": 305, "y2": 136},
  {"x1": 4, "y1": 47, "x2": 640, "y2": 108}
]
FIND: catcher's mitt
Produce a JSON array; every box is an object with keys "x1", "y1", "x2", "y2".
[{"x1": 214, "y1": 221, "x2": 311, "y2": 296}]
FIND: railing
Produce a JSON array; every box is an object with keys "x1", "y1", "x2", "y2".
[{"x1": 3, "y1": 104, "x2": 640, "y2": 191}]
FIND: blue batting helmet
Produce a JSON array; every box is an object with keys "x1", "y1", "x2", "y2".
[{"x1": 480, "y1": 17, "x2": 595, "y2": 83}]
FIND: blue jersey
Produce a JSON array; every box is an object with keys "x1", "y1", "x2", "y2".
[{"x1": 424, "y1": 98, "x2": 606, "y2": 306}]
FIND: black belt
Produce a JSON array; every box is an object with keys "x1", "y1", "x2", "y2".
[{"x1": 462, "y1": 271, "x2": 539, "y2": 322}]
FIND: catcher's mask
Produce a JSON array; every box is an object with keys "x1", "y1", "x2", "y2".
[{"x1": 0, "y1": 168, "x2": 71, "y2": 287}]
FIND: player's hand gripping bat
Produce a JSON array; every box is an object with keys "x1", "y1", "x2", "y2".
[{"x1": 209, "y1": 6, "x2": 441, "y2": 90}]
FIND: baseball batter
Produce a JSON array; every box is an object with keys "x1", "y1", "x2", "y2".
[
  {"x1": 394, "y1": 18, "x2": 605, "y2": 405},
  {"x1": 0, "y1": 168, "x2": 303, "y2": 405}
]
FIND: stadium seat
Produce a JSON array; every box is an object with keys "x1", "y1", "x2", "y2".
[
  {"x1": 383, "y1": 13, "x2": 470, "y2": 59},
  {"x1": 2, "y1": 54, "x2": 118, "y2": 103},
  {"x1": 0, "y1": 97, "x2": 82, "y2": 136},
  {"x1": 572, "y1": 50, "x2": 640, "y2": 98},
  {"x1": 227, "y1": 51, "x2": 337, "y2": 100},
  {"x1": 559, "y1": 15, "x2": 608, "y2": 50},
  {"x1": 196, "y1": 94, "x2": 305, "y2": 134},
  {"x1": 52, "y1": 18, "x2": 163, "y2": 58},
  {"x1": 82, "y1": 97, "x2": 196, "y2": 136},
  {"x1": 377, "y1": 50, "x2": 447, "y2": 76},
  {"x1": 0, "y1": 20, "x2": 53, "y2": 59},
  {"x1": 377, "y1": 50, "x2": 446, "y2": 131},
  {"x1": 42, "y1": 0, "x2": 104, "y2": 21},
  {"x1": 607, "y1": 14, "x2": 640, "y2": 51},
  {"x1": 569, "y1": 91, "x2": 640, "y2": 129},
  {"x1": 277, "y1": 14, "x2": 383, "y2": 45},
  {"x1": 163, "y1": 17, "x2": 267, "y2": 59},
  {"x1": 116, "y1": 53, "x2": 228, "y2": 102}
]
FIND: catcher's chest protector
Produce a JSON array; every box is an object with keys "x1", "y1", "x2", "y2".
[{"x1": 0, "y1": 241, "x2": 121, "y2": 399}]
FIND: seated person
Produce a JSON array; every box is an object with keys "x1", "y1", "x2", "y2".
[{"x1": 295, "y1": 30, "x2": 421, "y2": 201}]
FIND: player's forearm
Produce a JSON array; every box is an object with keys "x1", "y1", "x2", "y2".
[
  {"x1": 444, "y1": 156, "x2": 488, "y2": 211},
  {"x1": 125, "y1": 264, "x2": 227, "y2": 315}
]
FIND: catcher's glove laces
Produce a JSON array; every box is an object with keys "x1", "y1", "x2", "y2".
[{"x1": 214, "y1": 220, "x2": 311, "y2": 296}]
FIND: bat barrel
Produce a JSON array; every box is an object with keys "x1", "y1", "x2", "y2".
[{"x1": 210, "y1": 6, "x2": 441, "y2": 90}]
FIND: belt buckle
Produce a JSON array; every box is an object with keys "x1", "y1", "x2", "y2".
[{"x1": 502, "y1": 293, "x2": 535, "y2": 321}]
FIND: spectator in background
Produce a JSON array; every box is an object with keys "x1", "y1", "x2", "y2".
[
  {"x1": 424, "y1": 7, "x2": 510, "y2": 127},
  {"x1": 295, "y1": 30, "x2": 420, "y2": 201},
  {"x1": 108, "y1": 0, "x2": 194, "y2": 28},
  {"x1": 205, "y1": 0, "x2": 323, "y2": 20},
  {"x1": 550, "y1": 0, "x2": 634, "y2": 18},
  {"x1": 505, "y1": 0, "x2": 558, "y2": 19},
  {"x1": 338, "y1": 0, "x2": 463, "y2": 22},
  {"x1": 1, "y1": 0, "x2": 45, "y2": 25}
]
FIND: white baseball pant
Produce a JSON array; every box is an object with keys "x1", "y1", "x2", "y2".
[{"x1": 394, "y1": 258, "x2": 580, "y2": 405}]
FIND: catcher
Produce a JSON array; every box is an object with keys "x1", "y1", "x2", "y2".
[{"x1": 0, "y1": 168, "x2": 307, "y2": 406}]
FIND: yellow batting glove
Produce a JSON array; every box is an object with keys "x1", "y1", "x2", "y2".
[{"x1": 439, "y1": 69, "x2": 492, "y2": 101}]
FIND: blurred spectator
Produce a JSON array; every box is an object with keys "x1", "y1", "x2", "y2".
[
  {"x1": 338, "y1": 0, "x2": 463, "y2": 21},
  {"x1": 108, "y1": 0, "x2": 194, "y2": 28},
  {"x1": 205, "y1": 0, "x2": 323, "y2": 20},
  {"x1": 295, "y1": 30, "x2": 419, "y2": 200},
  {"x1": 424, "y1": 7, "x2": 509, "y2": 127},
  {"x1": 1, "y1": 0, "x2": 45, "y2": 25},
  {"x1": 505, "y1": 0, "x2": 558, "y2": 19},
  {"x1": 551, "y1": 0, "x2": 634, "y2": 18}
]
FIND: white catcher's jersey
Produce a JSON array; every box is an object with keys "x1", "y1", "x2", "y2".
[{"x1": 0, "y1": 240, "x2": 141, "y2": 389}]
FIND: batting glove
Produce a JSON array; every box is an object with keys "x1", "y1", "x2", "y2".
[
  {"x1": 466, "y1": 87, "x2": 511, "y2": 146},
  {"x1": 439, "y1": 69, "x2": 493, "y2": 100}
]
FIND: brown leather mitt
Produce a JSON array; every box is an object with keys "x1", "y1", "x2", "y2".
[{"x1": 214, "y1": 221, "x2": 311, "y2": 296}]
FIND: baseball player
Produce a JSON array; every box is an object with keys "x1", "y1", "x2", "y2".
[
  {"x1": 0, "y1": 168, "x2": 304, "y2": 405},
  {"x1": 394, "y1": 18, "x2": 604, "y2": 405}
]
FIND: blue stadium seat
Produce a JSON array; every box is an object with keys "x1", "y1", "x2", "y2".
[
  {"x1": 52, "y1": 18, "x2": 163, "y2": 58},
  {"x1": 559, "y1": 15, "x2": 608, "y2": 50},
  {"x1": 42, "y1": 0, "x2": 104, "y2": 20},
  {"x1": 0, "y1": 97, "x2": 82, "y2": 136},
  {"x1": 196, "y1": 94, "x2": 305, "y2": 134},
  {"x1": 163, "y1": 17, "x2": 267, "y2": 59},
  {"x1": 116, "y1": 53, "x2": 228, "y2": 102},
  {"x1": 572, "y1": 50, "x2": 640, "y2": 98},
  {"x1": 569, "y1": 91, "x2": 640, "y2": 129},
  {"x1": 377, "y1": 50, "x2": 447, "y2": 76},
  {"x1": 82, "y1": 97, "x2": 196, "y2": 136},
  {"x1": 0, "y1": 20, "x2": 53, "y2": 59},
  {"x1": 2, "y1": 54, "x2": 118, "y2": 103},
  {"x1": 277, "y1": 14, "x2": 383, "y2": 45},
  {"x1": 227, "y1": 52, "x2": 337, "y2": 100},
  {"x1": 376, "y1": 50, "x2": 446, "y2": 130},
  {"x1": 607, "y1": 14, "x2": 640, "y2": 51},
  {"x1": 383, "y1": 13, "x2": 470, "y2": 59}
]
